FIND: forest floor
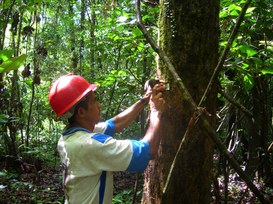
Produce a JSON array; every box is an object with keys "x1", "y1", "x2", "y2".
[
  {"x1": 0, "y1": 164, "x2": 142, "y2": 204},
  {"x1": 0, "y1": 164, "x2": 272, "y2": 203}
]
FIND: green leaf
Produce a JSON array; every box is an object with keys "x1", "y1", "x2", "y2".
[
  {"x1": 137, "y1": 42, "x2": 145, "y2": 51},
  {"x1": 24, "y1": 78, "x2": 33, "y2": 87},
  {"x1": 0, "y1": 54, "x2": 27, "y2": 73},
  {"x1": 261, "y1": 69, "x2": 273, "y2": 75},
  {"x1": 243, "y1": 74, "x2": 254, "y2": 91},
  {"x1": 220, "y1": 10, "x2": 228, "y2": 18},
  {"x1": 0, "y1": 114, "x2": 9, "y2": 123},
  {"x1": 0, "y1": 50, "x2": 14, "y2": 61},
  {"x1": 230, "y1": 10, "x2": 239, "y2": 16},
  {"x1": 246, "y1": 7, "x2": 256, "y2": 13},
  {"x1": 117, "y1": 70, "x2": 126, "y2": 77},
  {"x1": 132, "y1": 28, "x2": 143, "y2": 37},
  {"x1": 228, "y1": 4, "x2": 242, "y2": 12},
  {"x1": 241, "y1": 62, "x2": 249, "y2": 70},
  {"x1": 238, "y1": 45, "x2": 257, "y2": 57},
  {"x1": 116, "y1": 25, "x2": 125, "y2": 32}
]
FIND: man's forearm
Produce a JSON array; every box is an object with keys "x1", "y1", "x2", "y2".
[
  {"x1": 113, "y1": 99, "x2": 146, "y2": 132},
  {"x1": 142, "y1": 111, "x2": 162, "y2": 160}
]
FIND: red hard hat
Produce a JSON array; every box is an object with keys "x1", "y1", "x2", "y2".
[{"x1": 49, "y1": 74, "x2": 98, "y2": 117}]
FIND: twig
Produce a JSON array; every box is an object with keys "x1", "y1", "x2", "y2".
[
  {"x1": 219, "y1": 89, "x2": 253, "y2": 118},
  {"x1": 132, "y1": 173, "x2": 139, "y2": 204},
  {"x1": 135, "y1": 1, "x2": 270, "y2": 203},
  {"x1": 198, "y1": 0, "x2": 253, "y2": 106},
  {"x1": 163, "y1": 108, "x2": 209, "y2": 194}
]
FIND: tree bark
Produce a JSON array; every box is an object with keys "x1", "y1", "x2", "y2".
[
  {"x1": 247, "y1": 76, "x2": 271, "y2": 179},
  {"x1": 142, "y1": 0, "x2": 219, "y2": 203}
]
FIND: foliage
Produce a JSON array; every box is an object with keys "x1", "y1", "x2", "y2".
[
  {"x1": 219, "y1": 0, "x2": 273, "y2": 91},
  {"x1": 216, "y1": 0, "x2": 273, "y2": 202},
  {"x1": 0, "y1": 168, "x2": 63, "y2": 203},
  {"x1": 0, "y1": 0, "x2": 272, "y2": 203},
  {"x1": 113, "y1": 189, "x2": 140, "y2": 204},
  {"x1": 0, "y1": 0, "x2": 158, "y2": 159}
]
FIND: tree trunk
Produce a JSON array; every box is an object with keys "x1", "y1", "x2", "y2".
[
  {"x1": 68, "y1": 0, "x2": 78, "y2": 72},
  {"x1": 88, "y1": 0, "x2": 96, "y2": 78},
  {"x1": 142, "y1": 0, "x2": 219, "y2": 203},
  {"x1": 247, "y1": 76, "x2": 272, "y2": 180}
]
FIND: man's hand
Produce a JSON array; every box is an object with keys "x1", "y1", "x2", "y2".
[
  {"x1": 143, "y1": 82, "x2": 166, "y2": 160},
  {"x1": 150, "y1": 83, "x2": 166, "y2": 114},
  {"x1": 142, "y1": 79, "x2": 167, "y2": 105}
]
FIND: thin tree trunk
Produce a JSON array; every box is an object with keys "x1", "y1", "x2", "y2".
[
  {"x1": 247, "y1": 76, "x2": 271, "y2": 178},
  {"x1": 79, "y1": 0, "x2": 86, "y2": 74},
  {"x1": 88, "y1": 0, "x2": 96, "y2": 77},
  {"x1": 68, "y1": 0, "x2": 78, "y2": 72}
]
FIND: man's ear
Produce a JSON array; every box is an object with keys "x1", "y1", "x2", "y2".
[{"x1": 77, "y1": 107, "x2": 86, "y2": 118}]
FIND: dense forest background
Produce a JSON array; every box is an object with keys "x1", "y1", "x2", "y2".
[{"x1": 0, "y1": 0, "x2": 273, "y2": 203}]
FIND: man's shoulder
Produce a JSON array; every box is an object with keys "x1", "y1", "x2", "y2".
[
  {"x1": 91, "y1": 133, "x2": 112, "y2": 144},
  {"x1": 94, "y1": 119, "x2": 115, "y2": 136}
]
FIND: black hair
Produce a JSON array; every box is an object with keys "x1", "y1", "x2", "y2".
[{"x1": 66, "y1": 92, "x2": 91, "y2": 128}]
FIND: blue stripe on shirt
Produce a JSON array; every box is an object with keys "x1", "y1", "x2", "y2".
[
  {"x1": 92, "y1": 134, "x2": 110, "y2": 143},
  {"x1": 99, "y1": 171, "x2": 106, "y2": 204},
  {"x1": 105, "y1": 119, "x2": 115, "y2": 136},
  {"x1": 126, "y1": 140, "x2": 150, "y2": 172}
]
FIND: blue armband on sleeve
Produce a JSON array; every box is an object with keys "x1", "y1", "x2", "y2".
[
  {"x1": 126, "y1": 140, "x2": 150, "y2": 172},
  {"x1": 105, "y1": 119, "x2": 115, "y2": 136}
]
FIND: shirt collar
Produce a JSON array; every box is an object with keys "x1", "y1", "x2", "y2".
[{"x1": 62, "y1": 127, "x2": 92, "y2": 136}]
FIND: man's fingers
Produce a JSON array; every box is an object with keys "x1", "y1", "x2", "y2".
[{"x1": 153, "y1": 83, "x2": 166, "y2": 90}]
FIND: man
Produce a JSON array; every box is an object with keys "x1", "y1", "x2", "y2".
[{"x1": 49, "y1": 73, "x2": 165, "y2": 204}]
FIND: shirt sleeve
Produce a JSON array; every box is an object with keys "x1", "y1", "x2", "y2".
[
  {"x1": 126, "y1": 140, "x2": 150, "y2": 172},
  {"x1": 93, "y1": 119, "x2": 115, "y2": 136},
  {"x1": 90, "y1": 134, "x2": 150, "y2": 173}
]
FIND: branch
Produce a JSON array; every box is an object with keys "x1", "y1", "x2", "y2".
[
  {"x1": 198, "y1": 0, "x2": 253, "y2": 106},
  {"x1": 219, "y1": 89, "x2": 253, "y2": 118},
  {"x1": 135, "y1": 1, "x2": 270, "y2": 203}
]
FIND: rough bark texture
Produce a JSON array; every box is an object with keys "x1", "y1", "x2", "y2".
[{"x1": 142, "y1": 0, "x2": 219, "y2": 203}]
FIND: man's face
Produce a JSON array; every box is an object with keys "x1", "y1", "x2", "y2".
[{"x1": 84, "y1": 91, "x2": 101, "y2": 125}]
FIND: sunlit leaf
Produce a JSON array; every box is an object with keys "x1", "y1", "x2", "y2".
[
  {"x1": 261, "y1": 69, "x2": 273, "y2": 75},
  {"x1": 246, "y1": 7, "x2": 256, "y2": 13},
  {"x1": 243, "y1": 74, "x2": 254, "y2": 91},
  {"x1": 132, "y1": 28, "x2": 143, "y2": 37},
  {"x1": 117, "y1": 16, "x2": 127, "y2": 23},
  {"x1": 238, "y1": 45, "x2": 257, "y2": 57},
  {"x1": 220, "y1": 10, "x2": 228, "y2": 18},
  {"x1": 116, "y1": 25, "x2": 125, "y2": 32},
  {"x1": 137, "y1": 42, "x2": 145, "y2": 51},
  {"x1": 241, "y1": 62, "x2": 249, "y2": 69},
  {"x1": 24, "y1": 78, "x2": 33, "y2": 87},
  {"x1": 228, "y1": 4, "x2": 242, "y2": 12},
  {"x1": 0, "y1": 54, "x2": 27, "y2": 73},
  {"x1": 230, "y1": 10, "x2": 239, "y2": 16},
  {"x1": 0, "y1": 50, "x2": 14, "y2": 61},
  {"x1": 117, "y1": 70, "x2": 126, "y2": 77},
  {"x1": 113, "y1": 36, "x2": 120, "y2": 41}
]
